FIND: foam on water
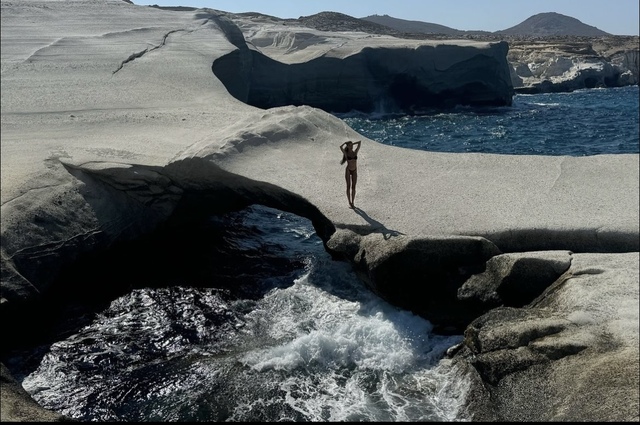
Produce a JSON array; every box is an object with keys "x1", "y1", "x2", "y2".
[
  {"x1": 231, "y1": 268, "x2": 466, "y2": 422},
  {"x1": 21, "y1": 206, "x2": 467, "y2": 422},
  {"x1": 242, "y1": 273, "x2": 449, "y2": 374}
]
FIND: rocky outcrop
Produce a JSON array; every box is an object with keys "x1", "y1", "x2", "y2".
[
  {"x1": 326, "y1": 229, "x2": 502, "y2": 333},
  {"x1": 507, "y1": 36, "x2": 639, "y2": 92},
  {"x1": 451, "y1": 252, "x2": 639, "y2": 421},
  {"x1": 214, "y1": 11, "x2": 515, "y2": 113},
  {"x1": 1, "y1": 158, "x2": 335, "y2": 309},
  {"x1": 457, "y1": 250, "x2": 573, "y2": 309},
  {"x1": 216, "y1": 42, "x2": 515, "y2": 112}
]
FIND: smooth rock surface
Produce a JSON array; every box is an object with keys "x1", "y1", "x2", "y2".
[{"x1": 1, "y1": 0, "x2": 638, "y2": 422}]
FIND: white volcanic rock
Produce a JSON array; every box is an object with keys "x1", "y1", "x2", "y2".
[
  {"x1": 457, "y1": 252, "x2": 639, "y2": 422},
  {"x1": 517, "y1": 51, "x2": 614, "y2": 88},
  {"x1": 507, "y1": 37, "x2": 639, "y2": 91},
  {"x1": 0, "y1": 0, "x2": 638, "y2": 422},
  {"x1": 213, "y1": 12, "x2": 514, "y2": 112}
]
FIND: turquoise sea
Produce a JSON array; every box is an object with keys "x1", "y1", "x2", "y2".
[{"x1": 18, "y1": 86, "x2": 640, "y2": 421}]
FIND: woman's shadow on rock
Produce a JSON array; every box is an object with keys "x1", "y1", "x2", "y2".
[{"x1": 350, "y1": 207, "x2": 404, "y2": 239}]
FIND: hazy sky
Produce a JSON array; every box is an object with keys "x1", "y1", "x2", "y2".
[{"x1": 133, "y1": 0, "x2": 640, "y2": 35}]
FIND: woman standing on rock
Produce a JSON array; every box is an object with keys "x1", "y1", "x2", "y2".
[{"x1": 340, "y1": 140, "x2": 361, "y2": 208}]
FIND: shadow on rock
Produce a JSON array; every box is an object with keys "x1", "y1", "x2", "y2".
[{"x1": 336, "y1": 207, "x2": 405, "y2": 239}]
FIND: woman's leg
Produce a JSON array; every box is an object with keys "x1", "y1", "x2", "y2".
[
  {"x1": 345, "y1": 167, "x2": 352, "y2": 207},
  {"x1": 350, "y1": 170, "x2": 357, "y2": 206}
]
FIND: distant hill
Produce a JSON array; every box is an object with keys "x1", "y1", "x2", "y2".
[
  {"x1": 497, "y1": 12, "x2": 611, "y2": 36},
  {"x1": 298, "y1": 12, "x2": 403, "y2": 35},
  {"x1": 362, "y1": 12, "x2": 613, "y2": 37},
  {"x1": 145, "y1": 7, "x2": 616, "y2": 38},
  {"x1": 361, "y1": 14, "x2": 463, "y2": 36}
]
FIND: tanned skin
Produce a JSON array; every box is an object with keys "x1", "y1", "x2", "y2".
[{"x1": 340, "y1": 140, "x2": 361, "y2": 208}]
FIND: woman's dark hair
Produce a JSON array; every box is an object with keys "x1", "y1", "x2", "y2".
[{"x1": 340, "y1": 141, "x2": 352, "y2": 164}]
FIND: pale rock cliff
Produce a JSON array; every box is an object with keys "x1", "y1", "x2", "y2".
[
  {"x1": 507, "y1": 36, "x2": 639, "y2": 92},
  {"x1": 215, "y1": 11, "x2": 514, "y2": 112}
]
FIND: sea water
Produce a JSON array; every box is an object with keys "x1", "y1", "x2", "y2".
[
  {"x1": 342, "y1": 86, "x2": 639, "y2": 156},
  {"x1": 20, "y1": 86, "x2": 639, "y2": 421}
]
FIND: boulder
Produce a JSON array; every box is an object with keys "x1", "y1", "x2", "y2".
[
  {"x1": 452, "y1": 252, "x2": 639, "y2": 422},
  {"x1": 458, "y1": 250, "x2": 573, "y2": 309},
  {"x1": 327, "y1": 229, "x2": 502, "y2": 332}
]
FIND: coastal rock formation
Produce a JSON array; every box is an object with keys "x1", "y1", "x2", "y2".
[
  {"x1": 213, "y1": 12, "x2": 514, "y2": 112},
  {"x1": 507, "y1": 36, "x2": 640, "y2": 92},
  {"x1": 326, "y1": 229, "x2": 502, "y2": 332},
  {"x1": 1, "y1": 0, "x2": 638, "y2": 422},
  {"x1": 355, "y1": 12, "x2": 639, "y2": 93},
  {"x1": 457, "y1": 250, "x2": 573, "y2": 309},
  {"x1": 453, "y1": 252, "x2": 639, "y2": 422}
]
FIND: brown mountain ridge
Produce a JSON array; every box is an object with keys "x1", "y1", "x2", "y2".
[
  {"x1": 149, "y1": 5, "x2": 621, "y2": 37},
  {"x1": 361, "y1": 12, "x2": 614, "y2": 37}
]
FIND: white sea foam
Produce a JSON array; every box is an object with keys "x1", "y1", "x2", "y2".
[
  {"x1": 236, "y1": 267, "x2": 465, "y2": 421},
  {"x1": 21, "y1": 206, "x2": 470, "y2": 422},
  {"x1": 530, "y1": 102, "x2": 561, "y2": 107}
]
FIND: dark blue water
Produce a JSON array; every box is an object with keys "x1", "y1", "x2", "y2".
[
  {"x1": 340, "y1": 86, "x2": 639, "y2": 156},
  {"x1": 23, "y1": 206, "x2": 467, "y2": 422},
  {"x1": 22, "y1": 87, "x2": 639, "y2": 422}
]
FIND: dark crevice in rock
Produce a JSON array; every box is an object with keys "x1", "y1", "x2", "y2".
[
  {"x1": 112, "y1": 29, "x2": 182, "y2": 75},
  {"x1": 481, "y1": 227, "x2": 639, "y2": 253},
  {"x1": 530, "y1": 341, "x2": 588, "y2": 360}
]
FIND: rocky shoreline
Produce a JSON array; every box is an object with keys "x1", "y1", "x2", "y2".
[
  {"x1": 158, "y1": 7, "x2": 640, "y2": 94},
  {"x1": 1, "y1": 1, "x2": 638, "y2": 422},
  {"x1": 242, "y1": 10, "x2": 639, "y2": 94},
  {"x1": 295, "y1": 13, "x2": 640, "y2": 94}
]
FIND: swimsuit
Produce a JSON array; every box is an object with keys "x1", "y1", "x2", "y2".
[{"x1": 346, "y1": 155, "x2": 357, "y2": 175}]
